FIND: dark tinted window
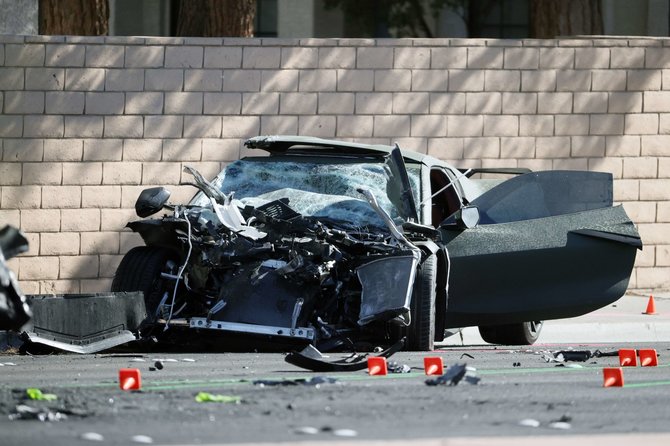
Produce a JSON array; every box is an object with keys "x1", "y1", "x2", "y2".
[
  {"x1": 469, "y1": 171, "x2": 613, "y2": 224},
  {"x1": 469, "y1": 0, "x2": 530, "y2": 38}
]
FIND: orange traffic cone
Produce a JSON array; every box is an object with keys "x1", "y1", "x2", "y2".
[
  {"x1": 603, "y1": 368, "x2": 624, "y2": 387},
  {"x1": 618, "y1": 349, "x2": 637, "y2": 367},
  {"x1": 639, "y1": 349, "x2": 658, "y2": 367},
  {"x1": 119, "y1": 368, "x2": 142, "y2": 391},
  {"x1": 367, "y1": 357, "x2": 388, "y2": 376},
  {"x1": 424, "y1": 357, "x2": 444, "y2": 376},
  {"x1": 643, "y1": 295, "x2": 657, "y2": 315}
]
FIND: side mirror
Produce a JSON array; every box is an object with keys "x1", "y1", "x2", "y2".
[
  {"x1": 135, "y1": 187, "x2": 171, "y2": 218},
  {"x1": 0, "y1": 225, "x2": 29, "y2": 260},
  {"x1": 455, "y1": 205, "x2": 480, "y2": 229}
]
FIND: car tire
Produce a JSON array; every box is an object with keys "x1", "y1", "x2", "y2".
[
  {"x1": 111, "y1": 246, "x2": 178, "y2": 320},
  {"x1": 478, "y1": 320, "x2": 544, "y2": 345},
  {"x1": 406, "y1": 253, "x2": 437, "y2": 351}
]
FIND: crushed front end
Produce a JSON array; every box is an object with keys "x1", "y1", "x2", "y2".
[{"x1": 114, "y1": 155, "x2": 434, "y2": 352}]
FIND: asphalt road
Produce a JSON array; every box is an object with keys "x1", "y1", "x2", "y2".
[{"x1": 1, "y1": 340, "x2": 670, "y2": 446}]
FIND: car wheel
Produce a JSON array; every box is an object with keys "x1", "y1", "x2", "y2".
[
  {"x1": 111, "y1": 246, "x2": 178, "y2": 320},
  {"x1": 478, "y1": 320, "x2": 544, "y2": 345},
  {"x1": 406, "y1": 253, "x2": 437, "y2": 351}
]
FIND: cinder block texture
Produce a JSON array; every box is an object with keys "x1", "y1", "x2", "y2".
[{"x1": 1, "y1": 37, "x2": 668, "y2": 291}]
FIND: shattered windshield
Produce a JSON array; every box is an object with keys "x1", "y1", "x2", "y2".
[{"x1": 191, "y1": 158, "x2": 421, "y2": 229}]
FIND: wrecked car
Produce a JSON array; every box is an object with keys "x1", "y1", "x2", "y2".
[{"x1": 24, "y1": 136, "x2": 641, "y2": 352}]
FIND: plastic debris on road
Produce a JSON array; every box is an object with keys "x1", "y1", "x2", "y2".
[
  {"x1": 553, "y1": 350, "x2": 592, "y2": 362},
  {"x1": 9, "y1": 404, "x2": 67, "y2": 421},
  {"x1": 549, "y1": 415, "x2": 572, "y2": 429},
  {"x1": 253, "y1": 376, "x2": 339, "y2": 387},
  {"x1": 387, "y1": 361, "x2": 411, "y2": 374},
  {"x1": 557, "y1": 363, "x2": 584, "y2": 368},
  {"x1": 425, "y1": 363, "x2": 480, "y2": 386},
  {"x1": 519, "y1": 415, "x2": 572, "y2": 429},
  {"x1": 294, "y1": 426, "x2": 358, "y2": 437},
  {"x1": 194, "y1": 393, "x2": 241, "y2": 404},
  {"x1": 131, "y1": 434, "x2": 154, "y2": 443},
  {"x1": 542, "y1": 349, "x2": 618, "y2": 364},
  {"x1": 519, "y1": 419, "x2": 541, "y2": 428},
  {"x1": 80, "y1": 432, "x2": 105, "y2": 441},
  {"x1": 333, "y1": 429, "x2": 358, "y2": 437},
  {"x1": 294, "y1": 426, "x2": 319, "y2": 435},
  {"x1": 26, "y1": 388, "x2": 57, "y2": 401},
  {"x1": 9, "y1": 404, "x2": 68, "y2": 422}
]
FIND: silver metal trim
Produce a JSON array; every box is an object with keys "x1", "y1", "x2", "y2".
[
  {"x1": 189, "y1": 318, "x2": 315, "y2": 341},
  {"x1": 23, "y1": 330, "x2": 137, "y2": 355}
]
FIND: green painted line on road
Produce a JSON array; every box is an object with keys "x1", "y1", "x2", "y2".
[
  {"x1": 26, "y1": 363, "x2": 670, "y2": 392},
  {"x1": 620, "y1": 380, "x2": 670, "y2": 389},
  {"x1": 54, "y1": 377, "x2": 248, "y2": 391},
  {"x1": 138, "y1": 362, "x2": 670, "y2": 391},
  {"x1": 137, "y1": 365, "x2": 601, "y2": 391},
  {"x1": 145, "y1": 379, "x2": 250, "y2": 391}
]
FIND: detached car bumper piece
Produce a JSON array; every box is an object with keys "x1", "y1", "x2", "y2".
[{"x1": 22, "y1": 293, "x2": 146, "y2": 354}]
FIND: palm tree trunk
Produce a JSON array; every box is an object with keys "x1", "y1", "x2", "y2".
[
  {"x1": 530, "y1": 0, "x2": 603, "y2": 38},
  {"x1": 39, "y1": 0, "x2": 109, "y2": 35}
]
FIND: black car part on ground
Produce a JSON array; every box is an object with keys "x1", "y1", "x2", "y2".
[
  {"x1": 424, "y1": 363, "x2": 481, "y2": 386},
  {"x1": 0, "y1": 226, "x2": 31, "y2": 332},
  {"x1": 284, "y1": 337, "x2": 406, "y2": 372}
]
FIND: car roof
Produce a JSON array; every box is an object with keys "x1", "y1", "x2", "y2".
[{"x1": 244, "y1": 135, "x2": 440, "y2": 165}]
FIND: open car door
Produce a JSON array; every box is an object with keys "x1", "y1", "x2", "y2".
[{"x1": 440, "y1": 171, "x2": 641, "y2": 329}]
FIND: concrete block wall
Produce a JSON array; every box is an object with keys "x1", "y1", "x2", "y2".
[{"x1": 0, "y1": 35, "x2": 669, "y2": 294}]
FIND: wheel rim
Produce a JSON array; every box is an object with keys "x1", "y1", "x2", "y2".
[{"x1": 527, "y1": 320, "x2": 543, "y2": 336}]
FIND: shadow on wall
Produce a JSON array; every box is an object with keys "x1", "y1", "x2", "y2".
[{"x1": 2, "y1": 39, "x2": 662, "y2": 292}]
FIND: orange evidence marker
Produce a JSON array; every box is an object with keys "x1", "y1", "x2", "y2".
[
  {"x1": 423, "y1": 357, "x2": 444, "y2": 376},
  {"x1": 643, "y1": 295, "x2": 657, "y2": 315},
  {"x1": 367, "y1": 357, "x2": 388, "y2": 376},
  {"x1": 119, "y1": 368, "x2": 142, "y2": 391},
  {"x1": 639, "y1": 349, "x2": 658, "y2": 367},
  {"x1": 618, "y1": 349, "x2": 638, "y2": 367},
  {"x1": 603, "y1": 368, "x2": 624, "y2": 387}
]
